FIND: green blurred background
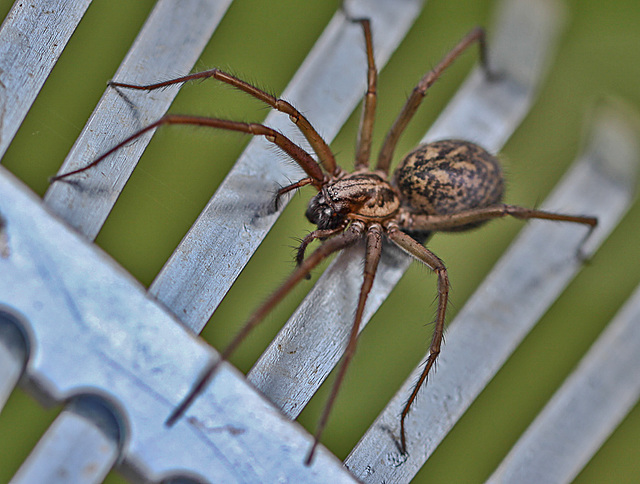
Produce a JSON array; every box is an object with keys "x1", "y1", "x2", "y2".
[{"x1": 1, "y1": 0, "x2": 639, "y2": 482}]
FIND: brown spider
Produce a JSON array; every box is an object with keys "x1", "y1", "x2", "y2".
[{"x1": 52, "y1": 17, "x2": 597, "y2": 464}]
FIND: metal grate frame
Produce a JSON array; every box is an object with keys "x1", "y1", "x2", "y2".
[{"x1": 1, "y1": 0, "x2": 640, "y2": 482}]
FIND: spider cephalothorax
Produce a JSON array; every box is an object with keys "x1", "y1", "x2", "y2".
[
  {"x1": 51, "y1": 15, "x2": 597, "y2": 465},
  {"x1": 306, "y1": 171, "x2": 400, "y2": 230}
]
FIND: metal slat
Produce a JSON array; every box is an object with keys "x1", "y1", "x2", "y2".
[
  {"x1": 486, "y1": 106, "x2": 640, "y2": 484},
  {"x1": 0, "y1": 309, "x2": 28, "y2": 411},
  {"x1": 0, "y1": 0, "x2": 92, "y2": 159},
  {"x1": 344, "y1": 102, "x2": 638, "y2": 482},
  {"x1": 44, "y1": 0, "x2": 233, "y2": 238},
  {"x1": 7, "y1": 2, "x2": 233, "y2": 480},
  {"x1": 2, "y1": 0, "x2": 637, "y2": 482},
  {"x1": 488, "y1": 285, "x2": 640, "y2": 483},
  {"x1": 10, "y1": 397, "x2": 121, "y2": 484},
  {"x1": 0, "y1": 165, "x2": 357, "y2": 482}
]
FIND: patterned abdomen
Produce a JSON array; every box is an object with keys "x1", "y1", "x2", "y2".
[{"x1": 393, "y1": 140, "x2": 504, "y2": 228}]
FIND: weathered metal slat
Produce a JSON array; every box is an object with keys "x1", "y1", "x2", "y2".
[
  {"x1": 45, "y1": 0, "x2": 234, "y2": 239},
  {"x1": 0, "y1": 0, "x2": 93, "y2": 159},
  {"x1": 0, "y1": 164, "x2": 357, "y2": 482}
]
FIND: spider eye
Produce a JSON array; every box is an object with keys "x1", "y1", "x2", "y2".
[{"x1": 305, "y1": 193, "x2": 345, "y2": 230}]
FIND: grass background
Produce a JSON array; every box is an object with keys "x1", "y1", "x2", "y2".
[{"x1": 1, "y1": 0, "x2": 639, "y2": 482}]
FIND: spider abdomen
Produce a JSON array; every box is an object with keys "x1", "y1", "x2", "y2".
[{"x1": 393, "y1": 140, "x2": 504, "y2": 228}]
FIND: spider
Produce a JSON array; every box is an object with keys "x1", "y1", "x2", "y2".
[{"x1": 52, "y1": 15, "x2": 597, "y2": 464}]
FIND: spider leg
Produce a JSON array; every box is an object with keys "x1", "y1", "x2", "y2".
[
  {"x1": 305, "y1": 222, "x2": 382, "y2": 465},
  {"x1": 376, "y1": 27, "x2": 492, "y2": 173},
  {"x1": 296, "y1": 224, "x2": 348, "y2": 266},
  {"x1": 345, "y1": 16, "x2": 377, "y2": 170},
  {"x1": 110, "y1": 68, "x2": 338, "y2": 175},
  {"x1": 274, "y1": 178, "x2": 315, "y2": 211},
  {"x1": 405, "y1": 204, "x2": 598, "y2": 260},
  {"x1": 386, "y1": 225, "x2": 449, "y2": 453},
  {"x1": 404, "y1": 204, "x2": 597, "y2": 244},
  {"x1": 166, "y1": 223, "x2": 363, "y2": 427},
  {"x1": 51, "y1": 114, "x2": 325, "y2": 184}
]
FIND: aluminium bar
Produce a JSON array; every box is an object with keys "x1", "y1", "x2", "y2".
[
  {"x1": 487, "y1": 285, "x2": 640, "y2": 483},
  {"x1": 44, "y1": 0, "x2": 233, "y2": 238},
  {"x1": 0, "y1": 0, "x2": 93, "y2": 159},
  {"x1": 0, "y1": 308, "x2": 28, "y2": 411},
  {"x1": 0, "y1": 164, "x2": 358, "y2": 482},
  {"x1": 486, "y1": 105, "x2": 640, "y2": 484},
  {"x1": 10, "y1": 396, "x2": 121, "y2": 484}
]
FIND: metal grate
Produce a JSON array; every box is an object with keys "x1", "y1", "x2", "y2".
[{"x1": 1, "y1": 0, "x2": 639, "y2": 482}]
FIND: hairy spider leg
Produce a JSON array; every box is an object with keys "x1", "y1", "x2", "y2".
[
  {"x1": 387, "y1": 224, "x2": 449, "y2": 452},
  {"x1": 377, "y1": 27, "x2": 492, "y2": 173},
  {"x1": 166, "y1": 225, "x2": 362, "y2": 427},
  {"x1": 392, "y1": 207, "x2": 596, "y2": 451},
  {"x1": 296, "y1": 225, "x2": 349, "y2": 266},
  {"x1": 348, "y1": 16, "x2": 377, "y2": 169},
  {"x1": 51, "y1": 115, "x2": 325, "y2": 186},
  {"x1": 404, "y1": 204, "x2": 598, "y2": 233},
  {"x1": 385, "y1": 225, "x2": 450, "y2": 453},
  {"x1": 305, "y1": 222, "x2": 383, "y2": 464},
  {"x1": 274, "y1": 178, "x2": 316, "y2": 211},
  {"x1": 108, "y1": 68, "x2": 339, "y2": 175}
]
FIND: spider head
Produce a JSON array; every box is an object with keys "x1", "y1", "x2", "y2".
[
  {"x1": 306, "y1": 173, "x2": 401, "y2": 230},
  {"x1": 305, "y1": 188, "x2": 348, "y2": 230}
]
